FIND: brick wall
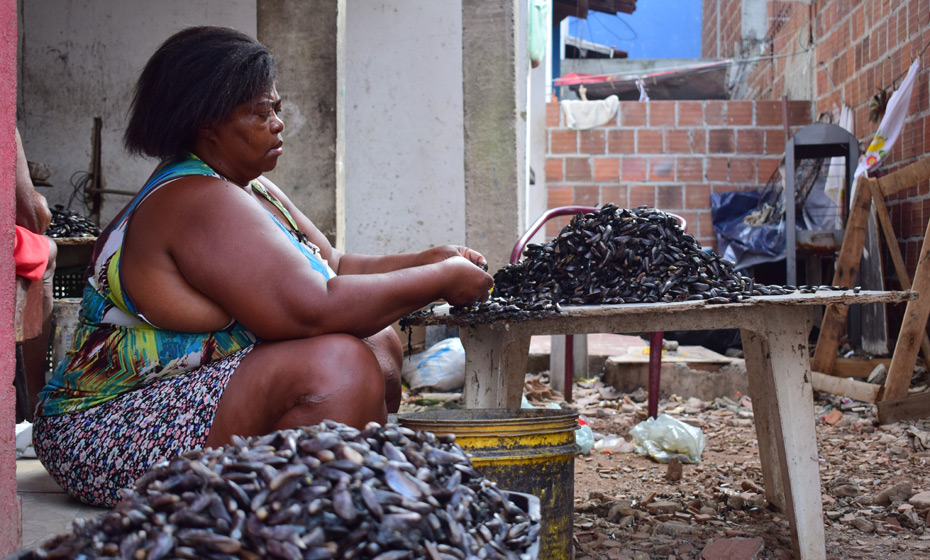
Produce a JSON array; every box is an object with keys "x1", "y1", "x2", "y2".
[
  {"x1": 701, "y1": 0, "x2": 930, "y2": 339},
  {"x1": 545, "y1": 99, "x2": 811, "y2": 248}
]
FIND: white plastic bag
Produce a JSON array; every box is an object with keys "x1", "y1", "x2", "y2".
[
  {"x1": 629, "y1": 414, "x2": 706, "y2": 464},
  {"x1": 16, "y1": 421, "x2": 36, "y2": 459},
  {"x1": 401, "y1": 337, "x2": 466, "y2": 392},
  {"x1": 575, "y1": 418, "x2": 594, "y2": 455},
  {"x1": 593, "y1": 436, "x2": 633, "y2": 454}
]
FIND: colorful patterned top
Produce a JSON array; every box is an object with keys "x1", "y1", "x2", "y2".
[{"x1": 37, "y1": 155, "x2": 334, "y2": 416}]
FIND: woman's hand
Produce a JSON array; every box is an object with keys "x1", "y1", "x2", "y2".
[
  {"x1": 440, "y1": 256, "x2": 494, "y2": 306},
  {"x1": 420, "y1": 245, "x2": 488, "y2": 270}
]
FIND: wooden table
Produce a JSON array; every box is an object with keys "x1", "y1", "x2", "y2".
[{"x1": 405, "y1": 290, "x2": 915, "y2": 560}]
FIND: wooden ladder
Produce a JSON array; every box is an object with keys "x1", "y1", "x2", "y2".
[{"x1": 810, "y1": 157, "x2": 930, "y2": 422}]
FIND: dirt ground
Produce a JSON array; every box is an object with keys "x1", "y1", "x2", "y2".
[{"x1": 400, "y1": 375, "x2": 930, "y2": 560}]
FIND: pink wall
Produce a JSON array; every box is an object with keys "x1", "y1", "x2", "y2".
[{"x1": 0, "y1": 0, "x2": 21, "y2": 553}]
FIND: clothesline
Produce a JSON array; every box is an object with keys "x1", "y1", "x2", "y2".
[{"x1": 552, "y1": 46, "x2": 815, "y2": 87}]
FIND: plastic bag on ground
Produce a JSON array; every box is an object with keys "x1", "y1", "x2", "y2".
[
  {"x1": 575, "y1": 418, "x2": 594, "y2": 454},
  {"x1": 593, "y1": 435, "x2": 633, "y2": 454},
  {"x1": 629, "y1": 413, "x2": 706, "y2": 464},
  {"x1": 401, "y1": 337, "x2": 465, "y2": 392}
]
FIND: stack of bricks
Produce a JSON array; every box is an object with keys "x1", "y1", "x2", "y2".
[{"x1": 544, "y1": 99, "x2": 812, "y2": 249}]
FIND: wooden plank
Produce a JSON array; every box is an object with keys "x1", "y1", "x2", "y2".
[
  {"x1": 885, "y1": 214, "x2": 930, "y2": 400},
  {"x1": 869, "y1": 179, "x2": 930, "y2": 365},
  {"x1": 811, "y1": 371, "x2": 881, "y2": 403},
  {"x1": 828, "y1": 357, "x2": 928, "y2": 378},
  {"x1": 832, "y1": 357, "x2": 891, "y2": 378},
  {"x1": 874, "y1": 157, "x2": 930, "y2": 197},
  {"x1": 876, "y1": 391, "x2": 930, "y2": 424},
  {"x1": 811, "y1": 176, "x2": 875, "y2": 375}
]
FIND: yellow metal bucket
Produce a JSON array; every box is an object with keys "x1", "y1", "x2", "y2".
[{"x1": 398, "y1": 408, "x2": 579, "y2": 560}]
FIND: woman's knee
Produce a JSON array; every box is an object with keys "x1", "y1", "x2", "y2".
[{"x1": 281, "y1": 334, "x2": 384, "y2": 397}]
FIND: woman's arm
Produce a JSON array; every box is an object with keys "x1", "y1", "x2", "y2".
[
  {"x1": 149, "y1": 177, "x2": 492, "y2": 341},
  {"x1": 14, "y1": 129, "x2": 51, "y2": 234}
]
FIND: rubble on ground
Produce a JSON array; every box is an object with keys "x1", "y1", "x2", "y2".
[{"x1": 399, "y1": 373, "x2": 930, "y2": 559}]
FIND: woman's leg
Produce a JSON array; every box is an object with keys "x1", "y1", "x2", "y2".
[
  {"x1": 205, "y1": 334, "x2": 388, "y2": 447},
  {"x1": 364, "y1": 326, "x2": 403, "y2": 414}
]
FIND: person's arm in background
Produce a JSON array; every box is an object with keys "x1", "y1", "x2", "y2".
[{"x1": 15, "y1": 128, "x2": 51, "y2": 234}]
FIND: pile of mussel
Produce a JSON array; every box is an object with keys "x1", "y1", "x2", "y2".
[
  {"x1": 450, "y1": 204, "x2": 798, "y2": 321},
  {"x1": 19, "y1": 421, "x2": 538, "y2": 560},
  {"x1": 46, "y1": 205, "x2": 100, "y2": 238}
]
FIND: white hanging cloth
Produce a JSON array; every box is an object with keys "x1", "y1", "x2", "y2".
[
  {"x1": 854, "y1": 58, "x2": 921, "y2": 181},
  {"x1": 560, "y1": 94, "x2": 620, "y2": 130}
]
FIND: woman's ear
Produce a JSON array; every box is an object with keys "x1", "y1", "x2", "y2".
[{"x1": 198, "y1": 123, "x2": 219, "y2": 144}]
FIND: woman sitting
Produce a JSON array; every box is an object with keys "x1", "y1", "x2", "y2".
[{"x1": 32, "y1": 26, "x2": 492, "y2": 508}]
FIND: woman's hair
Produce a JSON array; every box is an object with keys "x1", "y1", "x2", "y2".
[{"x1": 124, "y1": 26, "x2": 278, "y2": 159}]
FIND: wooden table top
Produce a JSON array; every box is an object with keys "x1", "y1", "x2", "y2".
[{"x1": 403, "y1": 290, "x2": 917, "y2": 328}]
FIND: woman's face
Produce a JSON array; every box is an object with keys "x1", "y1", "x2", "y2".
[{"x1": 206, "y1": 85, "x2": 285, "y2": 184}]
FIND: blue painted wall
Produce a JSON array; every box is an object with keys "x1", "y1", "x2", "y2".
[{"x1": 567, "y1": 0, "x2": 702, "y2": 59}]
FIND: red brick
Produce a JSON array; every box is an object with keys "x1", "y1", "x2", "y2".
[
  {"x1": 698, "y1": 215, "x2": 714, "y2": 239},
  {"x1": 607, "y1": 129, "x2": 636, "y2": 154},
  {"x1": 692, "y1": 130, "x2": 707, "y2": 154},
  {"x1": 786, "y1": 100, "x2": 812, "y2": 126},
  {"x1": 666, "y1": 130, "x2": 692, "y2": 154},
  {"x1": 546, "y1": 102, "x2": 561, "y2": 127},
  {"x1": 756, "y1": 101, "x2": 783, "y2": 126},
  {"x1": 544, "y1": 221, "x2": 561, "y2": 237},
  {"x1": 545, "y1": 158, "x2": 563, "y2": 182},
  {"x1": 706, "y1": 157, "x2": 729, "y2": 181},
  {"x1": 579, "y1": 129, "x2": 606, "y2": 154},
  {"x1": 764, "y1": 130, "x2": 786, "y2": 155},
  {"x1": 678, "y1": 101, "x2": 703, "y2": 126},
  {"x1": 550, "y1": 130, "x2": 577, "y2": 153},
  {"x1": 637, "y1": 129, "x2": 664, "y2": 154},
  {"x1": 685, "y1": 184, "x2": 711, "y2": 209},
  {"x1": 576, "y1": 185, "x2": 600, "y2": 207},
  {"x1": 737, "y1": 129, "x2": 765, "y2": 154},
  {"x1": 708, "y1": 129, "x2": 735, "y2": 153},
  {"x1": 726, "y1": 100, "x2": 754, "y2": 125},
  {"x1": 629, "y1": 184, "x2": 656, "y2": 208},
  {"x1": 705, "y1": 100, "x2": 726, "y2": 125},
  {"x1": 657, "y1": 185, "x2": 683, "y2": 209},
  {"x1": 565, "y1": 157, "x2": 591, "y2": 181},
  {"x1": 729, "y1": 158, "x2": 756, "y2": 184},
  {"x1": 601, "y1": 186, "x2": 628, "y2": 208},
  {"x1": 757, "y1": 157, "x2": 781, "y2": 182},
  {"x1": 620, "y1": 102, "x2": 647, "y2": 126},
  {"x1": 592, "y1": 157, "x2": 620, "y2": 182},
  {"x1": 677, "y1": 157, "x2": 704, "y2": 182},
  {"x1": 650, "y1": 157, "x2": 675, "y2": 181},
  {"x1": 547, "y1": 186, "x2": 573, "y2": 208},
  {"x1": 621, "y1": 157, "x2": 648, "y2": 182},
  {"x1": 649, "y1": 101, "x2": 676, "y2": 126},
  {"x1": 676, "y1": 211, "x2": 699, "y2": 236}
]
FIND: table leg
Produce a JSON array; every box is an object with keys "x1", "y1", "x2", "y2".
[
  {"x1": 742, "y1": 309, "x2": 825, "y2": 560},
  {"x1": 740, "y1": 327, "x2": 786, "y2": 510},
  {"x1": 460, "y1": 327, "x2": 530, "y2": 409}
]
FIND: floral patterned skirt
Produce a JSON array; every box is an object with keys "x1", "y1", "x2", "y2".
[{"x1": 33, "y1": 346, "x2": 253, "y2": 507}]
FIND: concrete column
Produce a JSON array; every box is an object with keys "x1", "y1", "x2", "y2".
[
  {"x1": 257, "y1": 0, "x2": 343, "y2": 246},
  {"x1": 1, "y1": 0, "x2": 21, "y2": 552},
  {"x1": 462, "y1": 0, "x2": 527, "y2": 272}
]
